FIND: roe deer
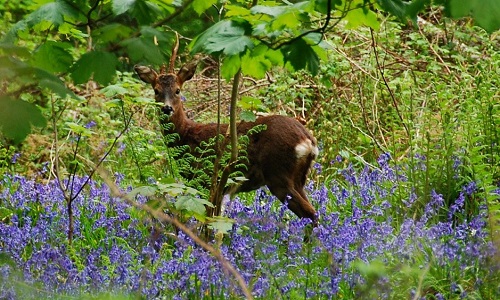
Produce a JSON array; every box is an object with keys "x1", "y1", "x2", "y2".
[{"x1": 134, "y1": 46, "x2": 318, "y2": 225}]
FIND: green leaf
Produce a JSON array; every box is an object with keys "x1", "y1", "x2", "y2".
[
  {"x1": 191, "y1": 20, "x2": 254, "y2": 56},
  {"x1": 238, "y1": 96, "x2": 264, "y2": 110},
  {"x1": 65, "y1": 122, "x2": 93, "y2": 137},
  {"x1": 175, "y1": 195, "x2": 214, "y2": 216},
  {"x1": 112, "y1": 0, "x2": 137, "y2": 15},
  {"x1": 221, "y1": 54, "x2": 241, "y2": 81},
  {"x1": 345, "y1": 7, "x2": 380, "y2": 30},
  {"x1": 446, "y1": 0, "x2": 500, "y2": 33},
  {"x1": 207, "y1": 216, "x2": 235, "y2": 234},
  {"x1": 128, "y1": 186, "x2": 158, "y2": 198},
  {"x1": 31, "y1": 41, "x2": 73, "y2": 73},
  {"x1": 121, "y1": 37, "x2": 164, "y2": 65},
  {"x1": 193, "y1": 0, "x2": 217, "y2": 15},
  {"x1": 240, "y1": 110, "x2": 256, "y2": 122},
  {"x1": 25, "y1": 0, "x2": 81, "y2": 28},
  {"x1": 281, "y1": 38, "x2": 320, "y2": 75},
  {"x1": 93, "y1": 23, "x2": 134, "y2": 44},
  {"x1": 70, "y1": 51, "x2": 119, "y2": 85},
  {"x1": 101, "y1": 84, "x2": 128, "y2": 97},
  {"x1": 0, "y1": 96, "x2": 47, "y2": 144}
]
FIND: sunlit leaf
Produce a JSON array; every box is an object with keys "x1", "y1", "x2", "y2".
[
  {"x1": 207, "y1": 216, "x2": 235, "y2": 234},
  {"x1": 175, "y1": 195, "x2": 213, "y2": 217},
  {"x1": 221, "y1": 54, "x2": 241, "y2": 81},
  {"x1": 240, "y1": 110, "x2": 256, "y2": 122},
  {"x1": 192, "y1": 0, "x2": 217, "y2": 15}
]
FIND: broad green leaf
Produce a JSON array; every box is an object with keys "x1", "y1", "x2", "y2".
[
  {"x1": 112, "y1": 0, "x2": 161, "y2": 25},
  {"x1": 207, "y1": 216, "x2": 235, "y2": 234},
  {"x1": 31, "y1": 41, "x2": 73, "y2": 73},
  {"x1": 446, "y1": 0, "x2": 500, "y2": 33},
  {"x1": 93, "y1": 23, "x2": 134, "y2": 44},
  {"x1": 192, "y1": 0, "x2": 217, "y2": 15},
  {"x1": 70, "y1": 51, "x2": 119, "y2": 85},
  {"x1": 101, "y1": 84, "x2": 128, "y2": 97},
  {"x1": 65, "y1": 122, "x2": 93, "y2": 137},
  {"x1": 175, "y1": 195, "x2": 214, "y2": 216},
  {"x1": 26, "y1": 0, "x2": 81, "y2": 27},
  {"x1": 251, "y1": 5, "x2": 288, "y2": 17},
  {"x1": 314, "y1": 0, "x2": 343, "y2": 14},
  {"x1": 190, "y1": 20, "x2": 254, "y2": 56},
  {"x1": 225, "y1": 4, "x2": 252, "y2": 17},
  {"x1": 0, "y1": 43, "x2": 30, "y2": 58},
  {"x1": 112, "y1": 0, "x2": 137, "y2": 15},
  {"x1": 345, "y1": 7, "x2": 380, "y2": 30},
  {"x1": 0, "y1": 96, "x2": 47, "y2": 144},
  {"x1": 238, "y1": 96, "x2": 264, "y2": 110},
  {"x1": 220, "y1": 54, "x2": 241, "y2": 81},
  {"x1": 121, "y1": 37, "x2": 164, "y2": 65},
  {"x1": 281, "y1": 38, "x2": 320, "y2": 75},
  {"x1": 240, "y1": 110, "x2": 256, "y2": 122},
  {"x1": 241, "y1": 49, "x2": 272, "y2": 79},
  {"x1": 128, "y1": 186, "x2": 158, "y2": 198}
]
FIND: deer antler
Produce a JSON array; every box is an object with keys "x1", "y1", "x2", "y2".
[{"x1": 168, "y1": 31, "x2": 180, "y2": 74}]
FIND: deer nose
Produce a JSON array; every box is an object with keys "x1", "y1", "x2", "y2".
[{"x1": 161, "y1": 105, "x2": 174, "y2": 115}]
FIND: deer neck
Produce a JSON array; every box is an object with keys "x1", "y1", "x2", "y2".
[{"x1": 160, "y1": 104, "x2": 196, "y2": 144}]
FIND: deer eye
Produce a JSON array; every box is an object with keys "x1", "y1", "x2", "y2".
[
  {"x1": 175, "y1": 89, "x2": 181, "y2": 95},
  {"x1": 154, "y1": 89, "x2": 160, "y2": 95}
]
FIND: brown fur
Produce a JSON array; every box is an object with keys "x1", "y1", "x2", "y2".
[{"x1": 135, "y1": 64, "x2": 318, "y2": 224}]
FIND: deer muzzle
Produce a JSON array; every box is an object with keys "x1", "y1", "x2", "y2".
[{"x1": 161, "y1": 105, "x2": 174, "y2": 115}]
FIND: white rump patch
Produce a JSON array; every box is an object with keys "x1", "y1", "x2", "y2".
[{"x1": 295, "y1": 139, "x2": 318, "y2": 159}]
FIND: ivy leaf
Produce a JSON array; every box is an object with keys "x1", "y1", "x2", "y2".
[
  {"x1": 31, "y1": 41, "x2": 73, "y2": 73},
  {"x1": 191, "y1": 20, "x2": 254, "y2": 56},
  {"x1": 281, "y1": 38, "x2": 320, "y2": 75},
  {"x1": 192, "y1": 0, "x2": 217, "y2": 15},
  {"x1": 0, "y1": 96, "x2": 47, "y2": 144},
  {"x1": 71, "y1": 51, "x2": 119, "y2": 85}
]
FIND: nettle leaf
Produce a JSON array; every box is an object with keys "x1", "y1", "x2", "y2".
[
  {"x1": 193, "y1": 0, "x2": 217, "y2": 15},
  {"x1": 191, "y1": 20, "x2": 254, "y2": 56},
  {"x1": 121, "y1": 37, "x2": 164, "y2": 65},
  {"x1": 0, "y1": 96, "x2": 47, "y2": 144},
  {"x1": 71, "y1": 51, "x2": 119, "y2": 85},
  {"x1": 282, "y1": 38, "x2": 320, "y2": 75},
  {"x1": 31, "y1": 41, "x2": 73, "y2": 73},
  {"x1": 446, "y1": 0, "x2": 500, "y2": 33}
]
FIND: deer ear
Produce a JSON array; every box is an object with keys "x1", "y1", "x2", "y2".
[
  {"x1": 134, "y1": 65, "x2": 158, "y2": 84},
  {"x1": 177, "y1": 58, "x2": 200, "y2": 85}
]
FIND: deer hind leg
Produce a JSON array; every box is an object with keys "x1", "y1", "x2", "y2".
[{"x1": 268, "y1": 182, "x2": 317, "y2": 225}]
